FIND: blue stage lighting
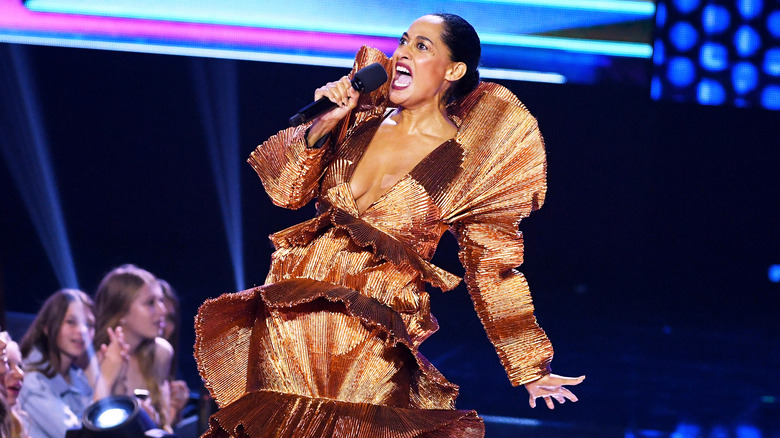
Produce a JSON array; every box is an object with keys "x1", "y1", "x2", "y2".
[
  {"x1": 668, "y1": 57, "x2": 696, "y2": 87},
  {"x1": 700, "y1": 42, "x2": 728, "y2": 71},
  {"x1": 670, "y1": 21, "x2": 699, "y2": 52},
  {"x1": 654, "y1": 40, "x2": 666, "y2": 66},
  {"x1": 734, "y1": 25, "x2": 762, "y2": 57},
  {"x1": 732, "y1": 62, "x2": 759, "y2": 94},
  {"x1": 770, "y1": 265, "x2": 780, "y2": 283},
  {"x1": 764, "y1": 47, "x2": 780, "y2": 76},
  {"x1": 656, "y1": 2, "x2": 667, "y2": 27},
  {"x1": 65, "y1": 396, "x2": 174, "y2": 438},
  {"x1": 768, "y1": 11, "x2": 780, "y2": 38},
  {"x1": 702, "y1": 5, "x2": 731, "y2": 35},
  {"x1": 762, "y1": 86, "x2": 780, "y2": 110},
  {"x1": 735, "y1": 424, "x2": 762, "y2": 438},
  {"x1": 697, "y1": 79, "x2": 727, "y2": 105},
  {"x1": 673, "y1": 0, "x2": 700, "y2": 15},
  {"x1": 651, "y1": 76, "x2": 663, "y2": 100},
  {"x1": 737, "y1": 0, "x2": 763, "y2": 21}
]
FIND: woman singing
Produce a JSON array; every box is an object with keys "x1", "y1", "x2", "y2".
[{"x1": 196, "y1": 13, "x2": 584, "y2": 437}]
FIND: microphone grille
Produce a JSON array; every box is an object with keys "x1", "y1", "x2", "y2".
[{"x1": 352, "y1": 63, "x2": 388, "y2": 93}]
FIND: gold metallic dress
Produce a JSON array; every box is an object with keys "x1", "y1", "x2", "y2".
[{"x1": 194, "y1": 47, "x2": 553, "y2": 437}]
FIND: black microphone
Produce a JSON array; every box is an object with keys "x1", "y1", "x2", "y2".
[{"x1": 288, "y1": 63, "x2": 388, "y2": 126}]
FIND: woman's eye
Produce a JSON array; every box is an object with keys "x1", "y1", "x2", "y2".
[
  {"x1": 399, "y1": 37, "x2": 407, "y2": 45},
  {"x1": 417, "y1": 43, "x2": 428, "y2": 50}
]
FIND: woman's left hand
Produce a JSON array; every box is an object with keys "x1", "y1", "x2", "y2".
[{"x1": 524, "y1": 373, "x2": 585, "y2": 409}]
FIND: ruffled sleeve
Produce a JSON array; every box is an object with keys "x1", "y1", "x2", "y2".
[
  {"x1": 442, "y1": 82, "x2": 553, "y2": 386},
  {"x1": 248, "y1": 46, "x2": 392, "y2": 210},
  {"x1": 248, "y1": 124, "x2": 332, "y2": 209}
]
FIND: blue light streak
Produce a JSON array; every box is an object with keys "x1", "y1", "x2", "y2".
[
  {"x1": 460, "y1": 0, "x2": 655, "y2": 15},
  {"x1": 481, "y1": 33, "x2": 653, "y2": 58},
  {"x1": 190, "y1": 58, "x2": 245, "y2": 291},
  {"x1": 0, "y1": 44, "x2": 79, "y2": 289}
]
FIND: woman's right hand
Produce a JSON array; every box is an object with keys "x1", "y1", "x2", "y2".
[
  {"x1": 306, "y1": 76, "x2": 359, "y2": 147},
  {"x1": 97, "y1": 326, "x2": 130, "y2": 392}
]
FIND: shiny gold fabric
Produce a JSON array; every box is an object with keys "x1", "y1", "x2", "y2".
[{"x1": 195, "y1": 46, "x2": 552, "y2": 437}]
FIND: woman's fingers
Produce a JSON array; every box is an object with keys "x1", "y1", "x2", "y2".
[
  {"x1": 548, "y1": 374, "x2": 586, "y2": 386},
  {"x1": 526, "y1": 373, "x2": 585, "y2": 409}
]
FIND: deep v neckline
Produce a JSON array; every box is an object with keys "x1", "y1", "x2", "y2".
[{"x1": 346, "y1": 114, "x2": 457, "y2": 216}]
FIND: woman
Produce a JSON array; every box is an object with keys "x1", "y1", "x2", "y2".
[
  {"x1": 196, "y1": 13, "x2": 583, "y2": 437},
  {"x1": 93, "y1": 264, "x2": 175, "y2": 432},
  {"x1": 18, "y1": 289, "x2": 123, "y2": 438},
  {"x1": 3, "y1": 337, "x2": 29, "y2": 438},
  {"x1": 158, "y1": 279, "x2": 190, "y2": 426}
]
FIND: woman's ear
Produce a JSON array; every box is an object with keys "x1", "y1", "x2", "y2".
[{"x1": 446, "y1": 62, "x2": 467, "y2": 82}]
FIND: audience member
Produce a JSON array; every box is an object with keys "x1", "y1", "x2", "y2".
[
  {"x1": 0, "y1": 331, "x2": 11, "y2": 438},
  {"x1": 93, "y1": 264, "x2": 175, "y2": 432},
  {"x1": 158, "y1": 279, "x2": 190, "y2": 426},
  {"x1": 18, "y1": 289, "x2": 125, "y2": 438},
  {"x1": 3, "y1": 336, "x2": 29, "y2": 438}
]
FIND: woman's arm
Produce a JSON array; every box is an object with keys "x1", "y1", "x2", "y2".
[{"x1": 452, "y1": 220, "x2": 554, "y2": 386}]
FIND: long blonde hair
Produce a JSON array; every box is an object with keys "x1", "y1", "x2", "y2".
[{"x1": 93, "y1": 264, "x2": 167, "y2": 428}]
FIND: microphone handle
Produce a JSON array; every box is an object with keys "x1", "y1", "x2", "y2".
[{"x1": 288, "y1": 96, "x2": 339, "y2": 126}]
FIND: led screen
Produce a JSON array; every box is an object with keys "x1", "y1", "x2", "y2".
[{"x1": 0, "y1": 0, "x2": 656, "y2": 85}]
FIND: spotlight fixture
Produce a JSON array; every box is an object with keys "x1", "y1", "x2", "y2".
[{"x1": 65, "y1": 395, "x2": 176, "y2": 438}]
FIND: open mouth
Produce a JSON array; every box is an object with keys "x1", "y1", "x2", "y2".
[{"x1": 393, "y1": 64, "x2": 412, "y2": 89}]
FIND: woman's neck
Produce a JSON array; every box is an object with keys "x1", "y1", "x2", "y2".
[
  {"x1": 122, "y1": 330, "x2": 146, "y2": 354},
  {"x1": 394, "y1": 101, "x2": 455, "y2": 137},
  {"x1": 58, "y1": 353, "x2": 74, "y2": 379}
]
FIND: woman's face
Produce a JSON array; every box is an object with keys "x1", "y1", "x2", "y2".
[
  {"x1": 121, "y1": 283, "x2": 166, "y2": 344},
  {"x1": 56, "y1": 302, "x2": 95, "y2": 363},
  {"x1": 162, "y1": 296, "x2": 177, "y2": 342},
  {"x1": 0, "y1": 333, "x2": 9, "y2": 395},
  {"x1": 389, "y1": 15, "x2": 459, "y2": 108},
  {"x1": 4, "y1": 341, "x2": 24, "y2": 406}
]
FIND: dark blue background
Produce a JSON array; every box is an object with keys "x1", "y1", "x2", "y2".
[{"x1": 1, "y1": 43, "x2": 778, "y2": 435}]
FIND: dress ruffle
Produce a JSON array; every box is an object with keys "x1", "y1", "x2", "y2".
[
  {"x1": 195, "y1": 279, "x2": 478, "y2": 437},
  {"x1": 204, "y1": 390, "x2": 484, "y2": 438}
]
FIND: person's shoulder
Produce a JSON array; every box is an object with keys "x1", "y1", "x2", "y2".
[
  {"x1": 19, "y1": 369, "x2": 54, "y2": 393},
  {"x1": 154, "y1": 337, "x2": 174, "y2": 359},
  {"x1": 449, "y1": 82, "x2": 536, "y2": 128},
  {"x1": 152, "y1": 337, "x2": 174, "y2": 380}
]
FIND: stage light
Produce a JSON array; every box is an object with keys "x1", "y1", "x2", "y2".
[
  {"x1": 737, "y1": 0, "x2": 763, "y2": 21},
  {"x1": 761, "y1": 85, "x2": 780, "y2": 109},
  {"x1": 697, "y1": 78, "x2": 727, "y2": 105},
  {"x1": 764, "y1": 48, "x2": 780, "y2": 75},
  {"x1": 734, "y1": 25, "x2": 762, "y2": 57},
  {"x1": 65, "y1": 396, "x2": 175, "y2": 438},
  {"x1": 657, "y1": 2, "x2": 668, "y2": 27},
  {"x1": 702, "y1": 5, "x2": 731, "y2": 35},
  {"x1": 768, "y1": 11, "x2": 780, "y2": 37},
  {"x1": 673, "y1": 0, "x2": 700, "y2": 15},
  {"x1": 654, "y1": 40, "x2": 666, "y2": 65},
  {"x1": 732, "y1": 62, "x2": 759, "y2": 94},
  {"x1": 668, "y1": 57, "x2": 696, "y2": 87},
  {"x1": 769, "y1": 265, "x2": 780, "y2": 282},
  {"x1": 670, "y1": 21, "x2": 699, "y2": 52},
  {"x1": 700, "y1": 42, "x2": 728, "y2": 71}
]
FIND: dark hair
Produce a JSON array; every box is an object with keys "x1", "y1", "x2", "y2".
[
  {"x1": 19, "y1": 289, "x2": 94, "y2": 378},
  {"x1": 158, "y1": 278, "x2": 181, "y2": 380},
  {"x1": 432, "y1": 13, "x2": 481, "y2": 101}
]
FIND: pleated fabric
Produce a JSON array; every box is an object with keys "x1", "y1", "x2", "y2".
[
  {"x1": 195, "y1": 279, "x2": 482, "y2": 437},
  {"x1": 195, "y1": 45, "x2": 553, "y2": 437}
]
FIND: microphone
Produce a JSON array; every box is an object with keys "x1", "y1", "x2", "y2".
[{"x1": 288, "y1": 63, "x2": 388, "y2": 126}]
